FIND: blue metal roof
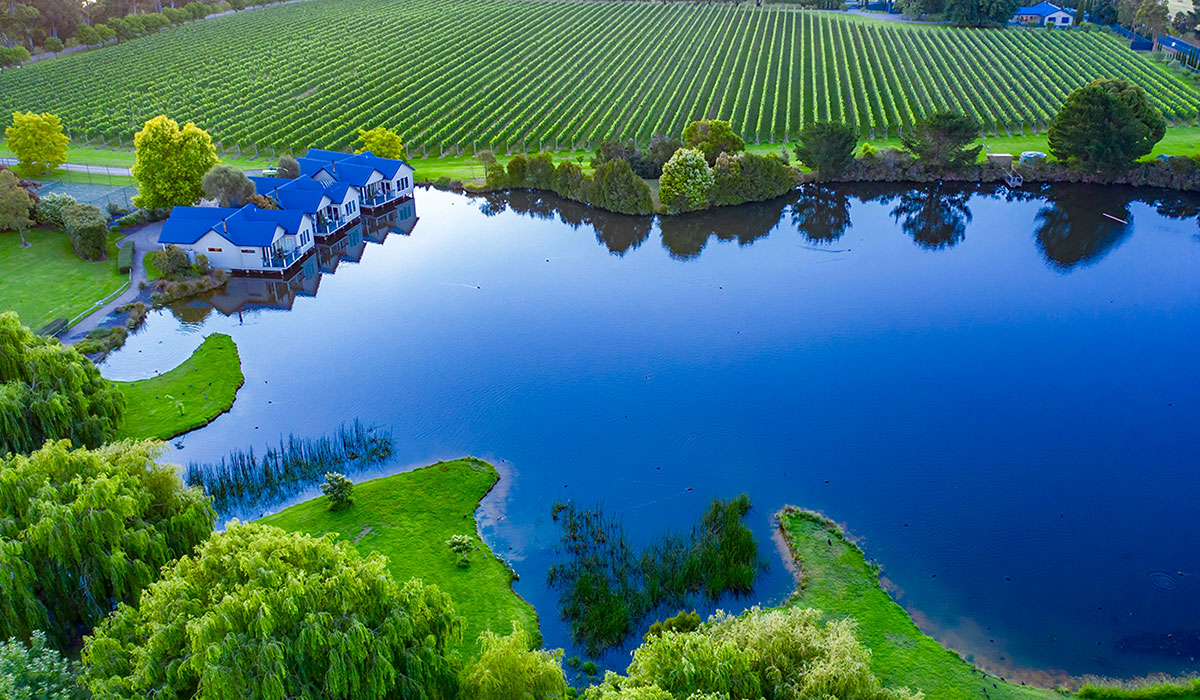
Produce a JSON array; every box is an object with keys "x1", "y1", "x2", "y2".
[
  {"x1": 324, "y1": 181, "x2": 353, "y2": 201},
  {"x1": 276, "y1": 187, "x2": 328, "y2": 213},
  {"x1": 329, "y1": 162, "x2": 377, "y2": 187},
  {"x1": 1015, "y1": 1, "x2": 1068, "y2": 16},
  {"x1": 242, "y1": 206, "x2": 306, "y2": 235},
  {"x1": 158, "y1": 207, "x2": 236, "y2": 245},
  {"x1": 250, "y1": 176, "x2": 295, "y2": 195},
  {"x1": 297, "y1": 157, "x2": 335, "y2": 178}
]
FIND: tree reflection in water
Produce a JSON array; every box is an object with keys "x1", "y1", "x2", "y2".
[
  {"x1": 1029, "y1": 184, "x2": 1136, "y2": 271},
  {"x1": 789, "y1": 186, "x2": 852, "y2": 244},
  {"x1": 658, "y1": 196, "x2": 788, "y2": 260},
  {"x1": 884, "y1": 183, "x2": 974, "y2": 250}
]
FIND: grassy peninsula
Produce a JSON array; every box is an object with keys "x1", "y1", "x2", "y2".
[
  {"x1": 778, "y1": 507, "x2": 1053, "y2": 700},
  {"x1": 113, "y1": 333, "x2": 243, "y2": 440},
  {"x1": 258, "y1": 458, "x2": 538, "y2": 659}
]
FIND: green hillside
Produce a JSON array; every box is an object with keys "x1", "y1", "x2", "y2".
[{"x1": 2, "y1": 0, "x2": 1197, "y2": 154}]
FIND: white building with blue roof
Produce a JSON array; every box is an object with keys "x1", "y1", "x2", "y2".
[
  {"x1": 158, "y1": 148, "x2": 412, "y2": 275},
  {"x1": 1013, "y1": 1, "x2": 1074, "y2": 25},
  {"x1": 158, "y1": 204, "x2": 316, "y2": 274}
]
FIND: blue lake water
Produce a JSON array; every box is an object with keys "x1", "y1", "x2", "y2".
[{"x1": 99, "y1": 183, "x2": 1200, "y2": 685}]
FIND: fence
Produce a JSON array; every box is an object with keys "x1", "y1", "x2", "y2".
[{"x1": 33, "y1": 180, "x2": 138, "y2": 212}]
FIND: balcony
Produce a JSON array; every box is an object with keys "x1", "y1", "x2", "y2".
[
  {"x1": 361, "y1": 190, "x2": 403, "y2": 208},
  {"x1": 317, "y1": 216, "x2": 350, "y2": 235},
  {"x1": 262, "y1": 248, "x2": 304, "y2": 269}
]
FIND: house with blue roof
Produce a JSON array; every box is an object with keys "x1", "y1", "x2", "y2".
[
  {"x1": 250, "y1": 176, "x2": 362, "y2": 241},
  {"x1": 298, "y1": 148, "x2": 415, "y2": 211},
  {"x1": 157, "y1": 203, "x2": 317, "y2": 275},
  {"x1": 1013, "y1": 1, "x2": 1074, "y2": 26}
]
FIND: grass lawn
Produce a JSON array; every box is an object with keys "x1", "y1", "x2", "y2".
[
  {"x1": 259, "y1": 458, "x2": 539, "y2": 660},
  {"x1": 143, "y1": 250, "x2": 162, "y2": 281},
  {"x1": 0, "y1": 227, "x2": 126, "y2": 331},
  {"x1": 0, "y1": 142, "x2": 266, "y2": 171},
  {"x1": 113, "y1": 333, "x2": 243, "y2": 440},
  {"x1": 778, "y1": 508, "x2": 1054, "y2": 700}
]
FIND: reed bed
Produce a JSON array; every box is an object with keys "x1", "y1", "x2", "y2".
[
  {"x1": 184, "y1": 420, "x2": 392, "y2": 510},
  {"x1": 547, "y1": 494, "x2": 765, "y2": 655}
]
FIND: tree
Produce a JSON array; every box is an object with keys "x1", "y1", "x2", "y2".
[
  {"x1": 201, "y1": 163, "x2": 254, "y2": 206},
  {"x1": 82, "y1": 522, "x2": 463, "y2": 700},
  {"x1": 593, "y1": 138, "x2": 640, "y2": 167},
  {"x1": 276, "y1": 154, "x2": 300, "y2": 178},
  {"x1": 0, "y1": 169, "x2": 35, "y2": 247},
  {"x1": 61, "y1": 202, "x2": 107, "y2": 260},
  {"x1": 462, "y1": 623, "x2": 567, "y2": 700},
  {"x1": 794, "y1": 121, "x2": 859, "y2": 180},
  {"x1": 446, "y1": 534, "x2": 474, "y2": 567},
  {"x1": 0, "y1": 46, "x2": 31, "y2": 70},
  {"x1": 584, "y1": 607, "x2": 918, "y2": 700},
  {"x1": 944, "y1": 0, "x2": 1021, "y2": 25},
  {"x1": 683, "y1": 119, "x2": 745, "y2": 166},
  {"x1": 74, "y1": 24, "x2": 99, "y2": 46},
  {"x1": 634, "y1": 132, "x2": 683, "y2": 179},
  {"x1": 1048, "y1": 79, "x2": 1166, "y2": 170},
  {"x1": 1135, "y1": 0, "x2": 1169, "y2": 35},
  {"x1": 0, "y1": 312, "x2": 124, "y2": 455},
  {"x1": 354, "y1": 126, "x2": 407, "y2": 160},
  {"x1": 0, "y1": 631, "x2": 82, "y2": 700},
  {"x1": 659, "y1": 148, "x2": 714, "y2": 213},
  {"x1": 0, "y1": 440, "x2": 214, "y2": 646},
  {"x1": 321, "y1": 471, "x2": 354, "y2": 510},
  {"x1": 900, "y1": 111, "x2": 982, "y2": 171},
  {"x1": 43, "y1": 36, "x2": 63, "y2": 54},
  {"x1": 889, "y1": 183, "x2": 972, "y2": 249},
  {"x1": 131, "y1": 115, "x2": 219, "y2": 210},
  {"x1": 582, "y1": 158, "x2": 654, "y2": 215},
  {"x1": 5, "y1": 112, "x2": 69, "y2": 176},
  {"x1": 94, "y1": 23, "x2": 116, "y2": 44}
]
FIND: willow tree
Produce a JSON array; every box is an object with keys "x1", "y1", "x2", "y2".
[
  {"x1": 0, "y1": 440, "x2": 215, "y2": 646},
  {"x1": 83, "y1": 523, "x2": 463, "y2": 700},
  {"x1": 0, "y1": 312, "x2": 125, "y2": 456}
]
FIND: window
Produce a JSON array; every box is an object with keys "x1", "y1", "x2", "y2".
[
  {"x1": 208, "y1": 247, "x2": 222, "y2": 252},
  {"x1": 241, "y1": 249, "x2": 255, "y2": 254}
]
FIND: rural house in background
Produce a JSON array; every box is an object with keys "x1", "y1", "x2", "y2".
[
  {"x1": 158, "y1": 149, "x2": 414, "y2": 275},
  {"x1": 1012, "y1": 2, "x2": 1075, "y2": 26}
]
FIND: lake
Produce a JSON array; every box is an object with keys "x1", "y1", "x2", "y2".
[{"x1": 99, "y1": 183, "x2": 1200, "y2": 683}]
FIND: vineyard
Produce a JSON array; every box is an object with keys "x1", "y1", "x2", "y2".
[{"x1": 2, "y1": 0, "x2": 1198, "y2": 156}]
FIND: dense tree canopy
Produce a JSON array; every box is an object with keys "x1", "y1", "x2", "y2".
[
  {"x1": 0, "y1": 631, "x2": 81, "y2": 700},
  {"x1": 131, "y1": 115, "x2": 218, "y2": 210},
  {"x1": 0, "y1": 312, "x2": 124, "y2": 455},
  {"x1": 944, "y1": 0, "x2": 1021, "y2": 25},
  {"x1": 1048, "y1": 79, "x2": 1166, "y2": 171},
  {"x1": 582, "y1": 158, "x2": 654, "y2": 215},
  {"x1": 83, "y1": 522, "x2": 463, "y2": 700},
  {"x1": 584, "y1": 607, "x2": 919, "y2": 700},
  {"x1": 794, "y1": 121, "x2": 858, "y2": 180},
  {"x1": 0, "y1": 439, "x2": 215, "y2": 646},
  {"x1": 462, "y1": 623, "x2": 567, "y2": 700},
  {"x1": 355, "y1": 125, "x2": 408, "y2": 160},
  {"x1": 683, "y1": 120, "x2": 745, "y2": 166},
  {"x1": 5, "y1": 112, "x2": 69, "y2": 175},
  {"x1": 900, "y1": 111, "x2": 982, "y2": 171},
  {"x1": 659, "y1": 148, "x2": 714, "y2": 213}
]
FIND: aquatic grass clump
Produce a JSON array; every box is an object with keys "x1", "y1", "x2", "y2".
[
  {"x1": 1078, "y1": 677, "x2": 1200, "y2": 699},
  {"x1": 547, "y1": 495, "x2": 766, "y2": 655},
  {"x1": 184, "y1": 419, "x2": 392, "y2": 510}
]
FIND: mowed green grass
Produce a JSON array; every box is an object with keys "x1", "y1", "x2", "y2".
[
  {"x1": 259, "y1": 458, "x2": 538, "y2": 660},
  {"x1": 0, "y1": 228, "x2": 125, "y2": 331},
  {"x1": 114, "y1": 333, "x2": 244, "y2": 440},
  {"x1": 2, "y1": 0, "x2": 1196, "y2": 153},
  {"x1": 778, "y1": 508, "x2": 1053, "y2": 700}
]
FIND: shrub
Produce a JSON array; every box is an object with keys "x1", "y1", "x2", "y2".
[
  {"x1": 320, "y1": 471, "x2": 354, "y2": 510},
  {"x1": 795, "y1": 121, "x2": 859, "y2": 180},
  {"x1": 526, "y1": 152, "x2": 556, "y2": 189},
  {"x1": 594, "y1": 138, "x2": 640, "y2": 167},
  {"x1": 635, "y1": 132, "x2": 683, "y2": 178},
  {"x1": 75, "y1": 325, "x2": 128, "y2": 357},
  {"x1": 151, "y1": 244, "x2": 193, "y2": 279},
  {"x1": 659, "y1": 148, "x2": 713, "y2": 213},
  {"x1": 582, "y1": 159, "x2": 653, "y2": 215},
  {"x1": 581, "y1": 661, "x2": 598, "y2": 676},
  {"x1": 553, "y1": 161, "x2": 586, "y2": 200},
  {"x1": 0, "y1": 631, "x2": 83, "y2": 700},
  {"x1": 275, "y1": 154, "x2": 300, "y2": 178},
  {"x1": 506, "y1": 154, "x2": 528, "y2": 186},
  {"x1": 446, "y1": 534, "x2": 474, "y2": 567},
  {"x1": 61, "y1": 203, "x2": 108, "y2": 260},
  {"x1": 645, "y1": 610, "x2": 701, "y2": 640},
  {"x1": 34, "y1": 192, "x2": 76, "y2": 228}
]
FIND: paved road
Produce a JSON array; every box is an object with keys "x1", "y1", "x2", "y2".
[
  {"x1": 62, "y1": 221, "x2": 162, "y2": 343},
  {"x1": 0, "y1": 156, "x2": 132, "y2": 177}
]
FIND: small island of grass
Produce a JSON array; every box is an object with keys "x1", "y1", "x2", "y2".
[
  {"x1": 778, "y1": 507, "x2": 1053, "y2": 700},
  {"x1": 113, "y1": 333, "x2": 243, "y2": 440},
  {"x1": 258, "y1": 458, "x2": 538, "y2": 659}
]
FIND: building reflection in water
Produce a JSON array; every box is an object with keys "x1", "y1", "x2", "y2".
[{"x1": 170, "y1": 200, "x2": 419, "y2": 319}]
